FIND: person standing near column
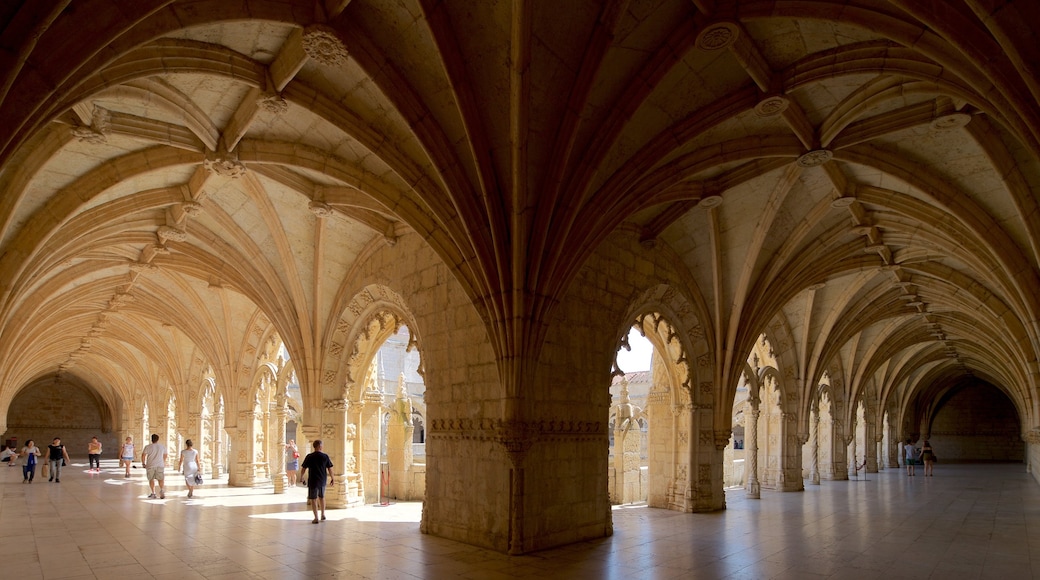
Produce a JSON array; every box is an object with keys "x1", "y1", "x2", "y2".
[
  {"x1": 300, "y1": 440, "x2": 334, "y2": 524},
  {"x1": 87, "y1": 436, "x2": 102, "y2": 472},
  {"x1": 141, "y1": 434, "x2": 168, "y2": 499},
  {"x1": 47, "y1": 437, "x2": 71, "y2": 482}
]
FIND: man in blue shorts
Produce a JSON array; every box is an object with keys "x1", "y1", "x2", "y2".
[{"x1": 300, "y1": 440, "x2": 334, "y2": 523}]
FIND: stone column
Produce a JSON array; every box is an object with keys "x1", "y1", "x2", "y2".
[
  {"x1": 187, "y1": 411, "x2": 202, "y2": 474},
  {"x1": 848, "y1": 430, "x2": 858, "y2": 478},
  {"x1": 810, "y1": 401, "x2": 820, "y2": 485},
  {"x1": 864, "y1": 404, "x2": 878, "y2": 473},
  {"x1": 876, "y1": 438, "x2": 884, "y2": 471},
  {"x1": 779, "y1": 411, "x2": 803, "y2": 491},
  {"x1": 319, "y1": 398, "x2": 350, "y2": 509},
  {"x1": 272, "y1": 396, "x2": 288, "y2": 494},
  {"x1": 228, "y1": 409, "x2": 261, "y2": 487},
  {"x1": 359, "y1": 389, "x2": 384, "y2": 504},
  {"x1": 886, "y1": 421, "x2": 899, "y2": 468},
  {"x1": 745, "y1": 393, "x2": 761, "y2": 499},
  {"x1": 387, "y1": 377, "x2": 414, "y2": 500},
  {"x1": 212, "y1": 410, "x2": 224, "y2": 477}
]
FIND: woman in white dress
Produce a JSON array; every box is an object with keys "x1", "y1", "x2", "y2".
[{"x1": 177, "y1": 439, "x2": 201, "y2": 498}]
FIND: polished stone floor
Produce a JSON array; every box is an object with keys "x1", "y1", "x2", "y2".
[{"x1": 1, "y1": 460, "x2": 1037, "y2": 579}]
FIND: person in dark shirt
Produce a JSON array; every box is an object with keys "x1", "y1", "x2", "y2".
[
  {"x1": 47, "y1": 438, "x2": 71, "y2": 482},
  {"x1": 300, "y1": 439, "x2": 334, "y2": 524}
]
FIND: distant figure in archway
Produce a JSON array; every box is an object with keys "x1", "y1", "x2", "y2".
[
  {"x1": 921, "y1": 440, "x2": 935, "y2": 477},
  {"x1": 87, "y1": 436, "x2": 102, "y2": 472},
  {"x1": 285, "y1": 440, "x2": 299, "y2": 486}
]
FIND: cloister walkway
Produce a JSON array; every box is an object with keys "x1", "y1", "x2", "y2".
[{"x1": 0, "y1": 461, "x2": 1036, "y2": 579}]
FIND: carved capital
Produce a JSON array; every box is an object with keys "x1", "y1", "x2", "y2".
[{"x1": 713, "y1": 430, "x2": 732, "y2": 450}]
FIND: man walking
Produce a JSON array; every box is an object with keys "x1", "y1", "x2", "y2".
[
  {"x1": 300, "y1": 440, "x2": 334, "y2": 523},
  {"x1": 141, "y1": 434, "x2": 168, "y2": 499}
]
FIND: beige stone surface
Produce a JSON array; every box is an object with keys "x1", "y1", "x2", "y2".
[{"x1": 0, "y1": 0, "x2": 1039, "y2": 555}]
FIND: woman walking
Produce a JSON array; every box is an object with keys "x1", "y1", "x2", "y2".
[
  {"x1": 20, "y1": 440, "x2": 40, "y2": 483},
  {"x1": 285, "y1": 439, "x2": 300, "y2": 486},
  {"x1": 177, "y1": 439, "x2": 201, "y2": 498},
  {"x1": 119, "y1": 436, "x2": 135, "y2": 478},
  {"x1": 921, "y1": 440, "x2": 936, "y2": 476}
]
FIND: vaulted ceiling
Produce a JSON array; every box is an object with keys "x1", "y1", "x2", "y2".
[{"x1": 0, "y1": 1, "x2": 1038, "y2": 428}]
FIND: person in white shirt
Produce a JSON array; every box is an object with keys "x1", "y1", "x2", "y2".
[
  {"x1": 141, "y1": 434, "x2": 168, "y2": 499},
  {"x1": 119, "y1": 436, "x2": 135, "y2": 478},
  {"x1": 0, "y1": 444, "x2": 18, "y2": 466},
  {"x1": 904, "y1": 438, "x2": 917, "y2": 477}
]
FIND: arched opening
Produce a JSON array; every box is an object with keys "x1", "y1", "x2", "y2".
[
  {"x1": 371, "y1": 325, "x2": 426, "y2": 501},
  {"x1": 609, "y1": 327, "x2": 652, "y2": 504},
  {"x1": 928, "y1": 382, "x2": 1024, "y2": 462},
  {"x1": 725, "y1": 334, "x2": 793, "y2": 495},
  {"x1": 6, "y1": 377, "x2": 113, "y2": 458}
]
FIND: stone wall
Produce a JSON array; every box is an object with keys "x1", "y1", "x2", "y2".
[
  {"x1": 4, "y1": 382, "x2": 117, "y2": 458},
  {"x1": 929, "y1": 385, "x2": 1023, "y2": 462}
]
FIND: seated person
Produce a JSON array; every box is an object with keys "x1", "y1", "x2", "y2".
[{"x1": 0, "y1": 445, "x2": 18, "y2": 465}]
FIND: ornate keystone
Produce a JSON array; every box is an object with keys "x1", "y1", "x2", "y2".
[
  {"x1": 798, "y1": 149, "x2": 833, "y2": 167},
  {"x1": 303, "y1": 25, "x2": 349, "y2": 67},
  {"x1": 696, "y1": 22, "x2": 739, "y2": 50}
]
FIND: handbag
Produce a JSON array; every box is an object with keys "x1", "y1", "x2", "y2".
[{"x1": 194, "y1": 473, "x2": 203, "y2": 485}]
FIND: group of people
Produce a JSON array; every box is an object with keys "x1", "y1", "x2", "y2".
[
  {"x1": 904, "y1": 438, "x2": 937, "y2": 477},
  {"x1": 1, "y1": 438, "x2": 72, "y2": 483},
  {"x1": 4, "y1": 433, "x2": 335, "y2": 522}
]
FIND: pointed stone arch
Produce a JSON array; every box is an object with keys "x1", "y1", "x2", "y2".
[
  {"x1": 617, "y1": 284, "x2": 722, "y2": 513},
  {"x1": 318, "y1": 284, "x2": 423, "y2": 509}
]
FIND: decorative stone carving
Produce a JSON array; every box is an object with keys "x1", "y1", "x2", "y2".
[
  {"x1": 698, "y1": 195, "x2": 723, "y2": 208},
  {"x1": 755, "y1": 95, "x2": 789, "y2": 117},
  {"x1": 157, "y1": 225, "x2": 187, "y2": 243},
  {"x1": 129, "y1": 261, "x2": 156, "y2": 273},
  {"x1": 204, "y1": 154, "x2": 246, "y2": 178},
  {"x1": 713, "y1": 431, "x2": 732, "y2": 450},
  {"x1": 72, "y1": 125, "x2": 108, "y2": 144},
  {"x1": 322, "y1": 423, "x2": 336, "y2": 437},
  {"x1": 72, "y1": 106, "x2": 111, "y2": 144},
  {"x1": 303, "y1": 25, "x2": 349, "y2": 67},
  {"x1": 798, "y1": 149, "x2": 833, "y2": 167},
  {"x1": 257, "y1": 92, "x2": 289, "y2": 114},
  {"x1": 309, "y1": 200, "x2": 333, "y2": 218},
  {"x1": 696, "y1": 22, "x2": 739, "y2": 50},
  {"x1": 323, "y1": 399, "x2": 347, "y2": 411},
  {"x1": 931, "y1": 112, "x2": 971, "y2": 131},
  {"x1": 182, "y1": 201, "x2": 203, "y2": 216}
]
